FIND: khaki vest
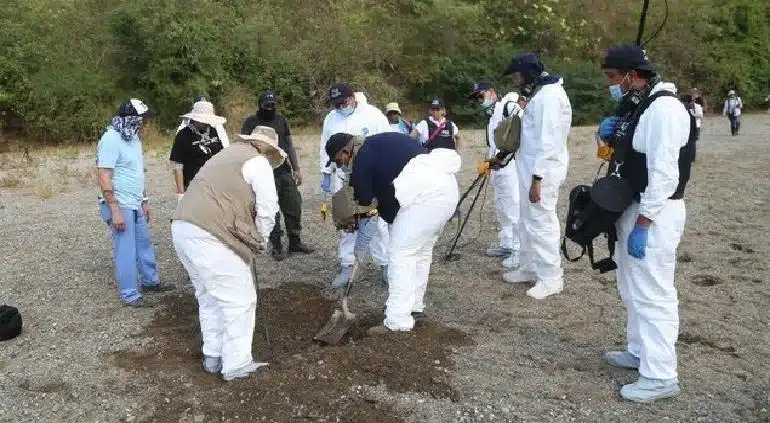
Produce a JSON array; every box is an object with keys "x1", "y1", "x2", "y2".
[{"x1": 173, "y1": 142, "x2": 267, "y2": 262}]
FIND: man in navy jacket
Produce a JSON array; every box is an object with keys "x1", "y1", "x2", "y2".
[{"x1": 325, "y1": 132, "x2": 462, "y2": 334}]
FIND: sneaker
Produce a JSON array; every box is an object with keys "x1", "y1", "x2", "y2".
[
  {"x1": 526, "y1": 279, "x2": 563, "y2": 299},
  {"x1": 620, "y1": 376, "x2": 680, "y2": 403},
  {"x1": 502, "y1": 254, "x2": 520, "y2": 269},
  {"x1": 602, "y1": 351, "x2": 640, "y2": 369},
  {"x1": 143, "y1": 283, "x2": 175, "y2": 293},
  {"x1": 379, "y1": 265, "x2": 388, "y2": 287},
  {"x1": 332, "y1": 265, "x2": 354, "y2": 289},
  {"x1": 222, "y1": 362, "x2": 269, "y2": 382},
  {"x1": 485, "y1": 247, "x2": 513, "y2": 258},
  {"x1": 125, "y1": 298, "x2": 152, "y2": 308},
  {"x1": 202, "y1": 356, "x2": 222, "y2": 374},
  {"x1": 367, "y1": 325, "x2": 392, "y2": 336},
  {"x1": 288, "y1": 240, "x2": 315, "y2": 254},
  {"x1": 502, "y1": 269, "x2": 536, "y2": 284}
]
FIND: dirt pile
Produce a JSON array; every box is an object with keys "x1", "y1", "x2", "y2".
[{"x1": 112, "y1": 283, "x2": 472, "y2": 422}]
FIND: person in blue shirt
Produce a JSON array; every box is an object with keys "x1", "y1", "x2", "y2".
[
  {"x1": 96, "y1": 99, "x2": 173, "y2": 307},
  {"x1": 325, "y1": 131, "x2": 462, "y2": 334}
]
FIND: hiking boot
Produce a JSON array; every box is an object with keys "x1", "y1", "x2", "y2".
[
  {"x1": 485, "y1": 246, "x2": 513, "y2": 258},
  {"x1": 502, "y1": 253, "x2": 520, "y2": 269},
  {"x1": 411, "y1": 311, "x2": 428, "y2": 321},
  {"x1": 202, "y1": 356, "x2": 222, "y2": 374},
  {"x1": 142, "y1": 283, "x2": 175, "y2": 293},
  {"x1": 288, "y1": 239, "x2": 315, "y2": 254},
  {"x1": 271, "y1": 238, "x2": 287, "y2": 261},
  {"x1": 603, "y1": 351, "x2": 640, "y2": 369}
]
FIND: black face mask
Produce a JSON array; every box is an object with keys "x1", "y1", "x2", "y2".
[{"x1": 258, "y1": 108, "x2": 276, "y2": 121}]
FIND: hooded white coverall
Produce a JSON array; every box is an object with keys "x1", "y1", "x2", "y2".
[
  {"x1": 171, "y1": 155, "x2": 278, "y2": 376},
  {"x1": 488, "y1": 92, "x2": 523, "y2": 253},
  {"x1": 320, "y1": 98, "x2": 391, "y2": 267},
  {"x1": 615, "y1": 82, "x2": 689, "y2": 380},
  {"x1": 516, "y1": 81, "x2": 571, "y2": 287},
  {"x1": 177, "y1": 119, "x2": 230, "y2": 148},
  {"x1": 385, "y1": 148, "x2": 461, "y2": 330}
]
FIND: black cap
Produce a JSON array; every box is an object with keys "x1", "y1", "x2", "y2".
[
  {"x1": 259, "y1": 90, "x2": 277, "y2": 109},
  {"x1": 118, "y1": 99, "x2": 156, "y2": 118},
  {"x1": 502, "y1": 52, "x2": 544, "y2": 77},
  {"x1": 195, "y1": 95, "x2": 207, "y2": 102},
  {"x1": 325, "y1": 133, "x2": 355, "y2": 166},
  {"x1": 470, "y1": 77, "x2": 493, "y2": 97},
  {"x1": 329, "y1": 83, "x2": 354, "y2": 107},
  {"x1": 601, "y1": 44, "x2": 655, "y2": 73},
  {"x1": 429, "y1": 99, "x2": 444, "y2": 109}
]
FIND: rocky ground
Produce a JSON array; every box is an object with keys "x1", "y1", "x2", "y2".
[{"x1": 0, "y1": 115, "x2": 768, "y2": 423}]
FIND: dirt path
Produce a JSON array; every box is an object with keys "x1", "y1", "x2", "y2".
[{"x1": 1, "y1": 115, "x2": 769, "y2": 422}]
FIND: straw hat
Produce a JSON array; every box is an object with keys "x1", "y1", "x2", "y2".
[
  {"x1": 235, "y1": 126, "x2": 287, "y2": 168},
  {"x1": 180, "y1": 101, "x2": 226, "y2": 126}
]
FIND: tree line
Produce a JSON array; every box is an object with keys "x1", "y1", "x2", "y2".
[{"x1": 1, "y1": 0, "x2": 768, "y2": 142}]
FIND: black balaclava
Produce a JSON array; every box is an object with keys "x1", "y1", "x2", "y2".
[{"x1": 258, "y1": 107, "x2": 276, "y2": 121}]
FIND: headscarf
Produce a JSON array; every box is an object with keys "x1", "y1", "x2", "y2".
[{"x1": 109, "y1": 115, "x2": 143, "y2": 141}]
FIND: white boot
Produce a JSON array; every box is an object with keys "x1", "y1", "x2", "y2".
[
  {"x1": 331, "y1": 265, "x2": 353, "y2": 288},
  {"x1": 603, "y1": 351, "x2": 640, "y2": 369},
  {"x1": 222, "y1": 361, "x2": 269, "y2": 381},
  {"x1": 502, "y1": 269, "x2": 536, "y2": 284},
  {"x1": 486, "y1": 246, "x2": 513, "y2": 258},
  {"x1": 620, "y1": 376, "x2": 680, "y2": 403},
  {"x1": 526, "y1": 279, "x2": 563, "y2": 299}
]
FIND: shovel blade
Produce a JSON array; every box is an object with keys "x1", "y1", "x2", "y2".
[{"x1": 313, "y1": 309, "x2": 355, "y2": 346}]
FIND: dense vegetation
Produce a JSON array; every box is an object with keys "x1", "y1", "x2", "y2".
[{"x1": 1, "y1": 0, "x2": 768, "y2": 142}]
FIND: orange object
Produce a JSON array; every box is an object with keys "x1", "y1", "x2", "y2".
[
  {"x1": 476, "y1": 160, "x2": 491, "y2": 177},
  {"x1": 597, "y1": 144, "x2": 614, "y2": 161},
  {"x1": 320, "y1": 203, "x2": 328, "y2": 221}
]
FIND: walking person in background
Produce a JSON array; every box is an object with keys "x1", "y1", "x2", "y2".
[
  {"x1": 97, "y1": 99, "x2": 173, "y2": 308},
  {"x1": 242, "y1": 90, "x2": 314, "y2": 260},
  {"x1": 170, "y1": 99, "x2": 228, "y2": 204},
  {"x1": 722, "y1": 90, "x2": 743, "y2": 136},
  {"x1": 683, "y1": 95, "x2": 703, "y2": 160}
]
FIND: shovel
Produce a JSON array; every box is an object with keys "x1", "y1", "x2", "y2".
[{"x1": 313, "y1": 260, "x2": 359, "y2": 345}]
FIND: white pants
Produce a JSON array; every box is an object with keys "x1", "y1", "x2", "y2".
[
  {"x1": 384, "y1": 185, "x2": 458, "y2": 331},
  {"x1": 171, "y1": 221, "x2": 257, "y2": 375},
  {"x1": 615, "y1": 200, "x2": 685, "y2": 380},
  {"x1": 332, "y1": 169, "x2": 389, "y2": 267},
  {"x1": 516, "y1": 159, "x2": 564, "y2": 283},
  {"x1": 492, "y1": 162, "x2": 520, "y2": 250}
]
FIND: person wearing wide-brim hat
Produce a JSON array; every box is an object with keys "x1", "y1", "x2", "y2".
[
  {"x1": 171, "y1": 125, "x2": 285, "y2": 381},
  {"x1": 170, "y1": 100, "x2": 229, "y2": 202}
]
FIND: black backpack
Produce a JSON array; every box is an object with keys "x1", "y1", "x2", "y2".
[
  {"x1": 562, "y1": 90, "x2": 696, "y2": 273},
  {"x1": 0, "y1": 305, "x2": 22, "y2": 341}
]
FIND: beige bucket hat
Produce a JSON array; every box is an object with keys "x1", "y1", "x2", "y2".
[
  {"x1": 385, "y1": 102, "x2": 402, "y2": 114},
  {"x1": 180, "y1": 101, "x2": 227, "y2": 126},
  {"x1": 235, "y1": 126, "x2": 287, "y2": 168}
]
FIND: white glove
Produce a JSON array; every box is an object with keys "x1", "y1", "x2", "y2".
[
  {"x1": 176, "y1": 193, "x2": 184, "y2": 204},
  {"x1": 354, "y1": 217, "x2": 378, "y2": 260}
]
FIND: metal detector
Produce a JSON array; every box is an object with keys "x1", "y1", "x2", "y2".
[{"x1": 444, "y1": 173, "x2": 489, "y2": 261}]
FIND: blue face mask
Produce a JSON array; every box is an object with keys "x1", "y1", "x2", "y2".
[
  {"x1": 337, "y1": 106, "x2": 355, "y2": 117},
  {"x1": 609, "y1": 84, "x2": 624, "y2": 102},
  {"x1": 480, "y1": 98, "x2": 495, "y2": 115},
  {"x1": 609, "y1": 74, "x2": 629, "y2": 102}
]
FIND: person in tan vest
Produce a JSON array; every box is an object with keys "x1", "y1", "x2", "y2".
[{"x1": 171, "y1": 126, "x2": 285, "y2": 381}]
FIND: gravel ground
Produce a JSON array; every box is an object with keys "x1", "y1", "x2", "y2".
[{"x1": 0, "y1": 114, "x2": 769, "y2": 423}]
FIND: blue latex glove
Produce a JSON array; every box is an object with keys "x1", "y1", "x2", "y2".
[
  {"x1": 320, "y1": 173, "x2": 332, "y2": 193},
  {"x1": 354, "y1": 217, "x2": 378, "y2": 260},
  {"x1": 598, "y1": 116, "x2": 620, "y2": 140},
  {"x1": 627, "y1": 224, "x2": 649, "y2": 259}
]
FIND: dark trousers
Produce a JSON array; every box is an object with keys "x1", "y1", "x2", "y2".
[
  {"x1": 728, "y1": 114, "x2": 741, "y2": 135},
  {"x1": 270, "y1": 167, "x2": 303, "y2": 245}
]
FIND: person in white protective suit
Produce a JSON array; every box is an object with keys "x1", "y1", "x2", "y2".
[
  {"x1": 500, "y1": 53, "x2": 572, "y2": 300},
  {"x1": 171, "y1": 126, "x2": 284, "y2": 381},
  {"x1": 598, "y1": 44, "x2": 692, "y2": 402},
  {"x1": 470, "y1": 77, "x2": 523, "y2": 262},
  {"x1": 324, "y1": 132, "x2": 459, "y2": 334},
  {"x1": 319, "y1": 83, "x2": 391, "y2": 287}
]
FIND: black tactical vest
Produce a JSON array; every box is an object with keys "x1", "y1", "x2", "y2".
[{"x1": 425, "y1": 119, "x2": 455, "y2": 151}]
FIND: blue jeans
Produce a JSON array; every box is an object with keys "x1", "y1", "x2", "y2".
[{"x1": 99, "y1": 202, "x2": 160, "y2": 303}]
